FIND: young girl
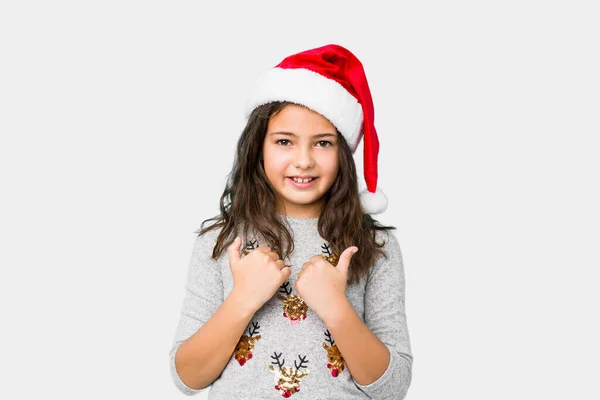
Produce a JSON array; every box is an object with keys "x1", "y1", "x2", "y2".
[{"x1": 169, "y1": 44, "x2": 412, "y2": 399}]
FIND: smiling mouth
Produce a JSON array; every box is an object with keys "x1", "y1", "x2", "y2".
[{"x1": 290, "y1": 177, "x2": 316, "y2": 183}]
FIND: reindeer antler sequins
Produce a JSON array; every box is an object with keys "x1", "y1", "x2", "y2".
[
  {"x1": 269, "y1": 352, "x2": 310, "y2": 398},
  {"x1": 233, "y1": 320, "x2": 261, "y2": 366},
  {"x1": 322, "y1": 329, "x2": 345, "y2": 377},
  {"x1": 319, "y1": 243, "x2": 339, "y2": 266},
  {"x1": 276, "y1": 281, "x2": 308, "y2": 324}
]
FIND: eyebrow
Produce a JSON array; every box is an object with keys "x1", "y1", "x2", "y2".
[{"x1": 268, "y1": 131, "x2": 337, "y2": 139}]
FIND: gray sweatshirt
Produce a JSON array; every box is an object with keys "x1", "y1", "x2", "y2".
[{"x1": 169, "y1": 215, "x2": 413, "y2": 399}]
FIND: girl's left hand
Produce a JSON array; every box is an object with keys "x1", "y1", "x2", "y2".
[{"x1": 294, "y1": 246, "x2": 358, "y2": 321}]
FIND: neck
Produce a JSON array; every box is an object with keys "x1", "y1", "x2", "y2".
[{"x1": 275, "y1": 199, "x2": 324, "y2": 219}]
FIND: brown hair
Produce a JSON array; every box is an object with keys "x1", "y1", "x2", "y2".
[{"x1": 196, "y1": 101, "x2": 395, "y2": 285}]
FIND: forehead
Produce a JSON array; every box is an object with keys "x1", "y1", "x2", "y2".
[{"x1": 267, "y1": 104, "x2": 337, "y2": 136}]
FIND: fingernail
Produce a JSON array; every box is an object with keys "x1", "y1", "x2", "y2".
[{"x1": 352, "y1": 247, "x2": 358, "y2": 254}]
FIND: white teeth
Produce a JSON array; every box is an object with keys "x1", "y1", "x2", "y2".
[{"x1": 292, "y1": 177, "x2": 313, "y2": 183}]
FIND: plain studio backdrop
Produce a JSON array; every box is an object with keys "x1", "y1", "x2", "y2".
[{"x1": 1, "y1": 1, "x2": 598, "y2": 399}]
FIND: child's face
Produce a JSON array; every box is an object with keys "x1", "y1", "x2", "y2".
[{"x1": 262, "y1": 104, "x2": 340, "y2": 218}]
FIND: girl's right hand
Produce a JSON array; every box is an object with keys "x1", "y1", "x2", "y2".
[{"x1": 227, "y1": 237, "x2": 291, "y2": 314}]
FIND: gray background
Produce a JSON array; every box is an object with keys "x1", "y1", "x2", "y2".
[{"x1": 1, "y1": 1, "x2": 598, "y2": 399}]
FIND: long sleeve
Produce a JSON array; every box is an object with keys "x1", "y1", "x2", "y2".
[
  {"x1": 353, "y1": 231, "x2": 413, "y2": 399},
  {"x1": 169, "y1": 230, "x2": 224, "y2": 396}
]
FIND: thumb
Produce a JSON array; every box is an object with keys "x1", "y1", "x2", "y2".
[
  {"x1": 337, "y1": 246, "x2": 358, "y2": 275},
  {"x1": 227, "y1": 237, "x2": 242, "y2": 268},
  {"x1": 280, "y1": 265, "x2": 292, "y2": 281}
]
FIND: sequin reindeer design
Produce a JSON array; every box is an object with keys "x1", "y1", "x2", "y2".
[
  {"x1": 233, "y1": 321, "x2": 261, "y2": 366},
  {"x1": 269, "y1": 352, "x2": 310, "y2": 398},
  {"x1": 318, "y1": 242, "x2": 339, "y2": 266},
  {"x1": 322, "y1": 329, "x2": 345, "y2": 377},
  {"x1": 276, "y1": 281, "x2": 308, "y2": 324}
]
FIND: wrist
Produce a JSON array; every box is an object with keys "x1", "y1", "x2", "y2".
[
  {"x1": 319, "y1": 295, "x2": 352, "y2": 326},
  {"x1": 226, "y1": 289, "x2": 258, "y2": 319}
]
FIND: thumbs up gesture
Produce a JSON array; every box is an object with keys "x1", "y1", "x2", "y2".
[
  {"x1": 294, "y1": 246, "x2": 358, "y2": 321},
  {"x1": 227, "y1": 237, "x2": 292, "y2": 315}
]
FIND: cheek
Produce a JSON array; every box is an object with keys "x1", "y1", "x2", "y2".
[
  {"x1": 263, "y1": 149, "x2": 288, "y2": 177},
  {"x1": 318, "y1": 153, "x2": 339, "y2": 177}
]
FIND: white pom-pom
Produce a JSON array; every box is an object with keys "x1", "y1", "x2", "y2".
[{"x1": 359, "y1": 188, "x2": 388, "y2": 214}]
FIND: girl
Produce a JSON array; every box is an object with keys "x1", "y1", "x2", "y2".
[{"x1": 170, "y1": 44, "x2": 412, "y2": 399}]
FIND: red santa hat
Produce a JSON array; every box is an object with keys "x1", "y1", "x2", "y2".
[{"x1": 244, "y1": 44, "x2": 388, "y2": 214}]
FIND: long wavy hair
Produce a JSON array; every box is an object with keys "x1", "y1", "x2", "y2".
[{"x1": 196, "y1": 101, "x2": 395, "y2": 285}]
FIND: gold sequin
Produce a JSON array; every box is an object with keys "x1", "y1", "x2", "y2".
[
  {"x1": 234, "y1": 321, "x2": 261, "y2": 366},
  {"x1": 276, "y1": 293, "x2": 308, "y2": 324},
  {"x1": 319, "y1": 242, "x2": 339, "y2": 266},
  {"x1": 322, "y1": 342, "x2": 345, "y2": 377},
  {"x1": 318, "y1": 253, "x2": 339, "y2": 266},
  {"x1": 322, "y1": 329, "x2": 345, "y2": 377},
  {"x1": 269, "y1": 353, "x2": 310, "y2": 397}
]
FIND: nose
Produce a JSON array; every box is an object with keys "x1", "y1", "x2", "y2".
[{"x1": 293, "y1": 146, "x2": 315, "y2": 169}]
